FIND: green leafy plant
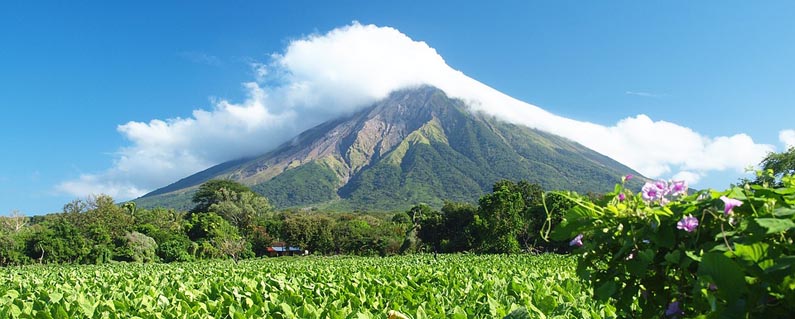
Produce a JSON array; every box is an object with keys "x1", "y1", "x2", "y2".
[
  {"x1": 553, "y1": 173, "x2": 795, "y2": 317},
  {"x1": 0, "y1": 254, "x2": 613, "y2": 318}
]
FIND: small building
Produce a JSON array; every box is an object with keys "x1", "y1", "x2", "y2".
[{"x1": 266, "y1": 242, "x2": 304, "y2": 257}]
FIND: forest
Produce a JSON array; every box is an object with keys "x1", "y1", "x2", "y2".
[{"x1": 0, "y1": 178, "x2": 578, "y2": 266}]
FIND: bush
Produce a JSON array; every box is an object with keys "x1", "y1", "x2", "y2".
[
  {"x1": 117, "y1": 231, "x2": 158, "y2": 263},
  {"x1": 158, "y1": 238, "x2": 194, "y2": 262},
  {"x1": 553, "y1": 174, "x2": 795, "y2": 317}
]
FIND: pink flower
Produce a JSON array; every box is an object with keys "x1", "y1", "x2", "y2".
[
  {"x1": 720, "y1": 196, "x2": 743, "y2": 215},
  {"x1": 669, "y1": 180, "x2": 687, "y2": 196},
  {"x1": 625, "y1": 174, "x2": 634, "y2": 181},
  {"x1": 618, "y1": 193, "x2": 626, "y2": 201},
  {"x1": 655, "y1": 180, "x2": 670, "y2": 195},
  {"x1": 569, "y1": 234, "x2": 583, "y2": 247},
  {"x1": 642, "y1": 182, "x2": 660, "y2": 201},
  {"x1": 676, "y1": 215, "x2": 698, "y2": 232}
]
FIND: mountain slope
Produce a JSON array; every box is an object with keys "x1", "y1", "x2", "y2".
[{"x1": 135, "y1": 86, "x2": 642, "y2": 211}]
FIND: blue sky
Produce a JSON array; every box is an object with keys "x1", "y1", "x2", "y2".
[{"x1": 2, "y1": 1, "x2": 794, "y2": 215}]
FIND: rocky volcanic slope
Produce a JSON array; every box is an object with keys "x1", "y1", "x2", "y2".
[{"x1": 135, "y1": 86, "x2": 642, "y2": 211}]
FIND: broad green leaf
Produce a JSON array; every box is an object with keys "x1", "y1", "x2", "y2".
[
  {"x1": 487, "y1": 295, "x2": 500, "y2": 317},
  {"x1": 526, "y1": 302, "x2": 547, "y2": 319},
  {"x1": 733, "y1": 243, "x2": 768, "y2": 264},
  {"x1": 449, "y1": 306, "x2": 467, "y2": 319},
  {"x1": 4, "y1": 290, "x2": 19, "y2": 300},
  {"x1": 772, "y1": 207, "x2": 795, "y2": 217},
  {"x1": 53, "y1": 305, "x2": 68, "y2": 318},
  {"x1": 727, "y1": 187, "x2": 747, "y2": 200},
  {"x1": 388, "y1": 310, "x2": 410, "y2": 319},
  {"x1": 48, "y1": 292, "x2": 63, "y2": 304},
  {"x1": 754, "y1": 218, "x2": 795, "y2": 234},
  {"x1": 280, "y1": 302, "x2": 294, "y2": 318},
  {"x1": 652, "y1": 225, "x2": 675, "y2": 249},
  {"x1": 698, "y1": 252, "x2": 747, "y2": 303},
  {"x1": 416, "y1": 304, "x2": 427, "y2": 319},
  {"x1": 594, "y1": 280, "x2": 617, "y2": 301},
  {"x1": 773, "y1": 187, "x2": 795, "y2": 195},
  {"x1": 764, "y1": 256, "x2": 795, "y2": 273},
  {"x1": 9, "y1": 304, "x2": 21, "y2": 318}
]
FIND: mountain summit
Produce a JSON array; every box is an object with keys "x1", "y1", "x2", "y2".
[{"x1": 136, "y1": 86, "x2": 640, "y2": 211}]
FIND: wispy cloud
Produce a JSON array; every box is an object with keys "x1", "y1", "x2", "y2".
[
  {"x1": 625, "y1": 91, "x2": 664, "y2": 98},
  {"x1": 780, "y1": 129, "x2": 795, "y2": 149},
  {"x1": 178, "y1": 51, "x2": 221, "y2": 66},
  {"x1": 56, "y1": 23, "x2": 776, "y2": 199},
  {"x1": 251, "y1": 62, "x2": 268, "y2": 82}
]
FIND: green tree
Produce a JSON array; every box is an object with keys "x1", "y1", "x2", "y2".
[
  {"x1": 248, "y1": 224, "x2": 275, "y2": 257},
  {"x1": 756, "y1": 147, "x2": 795, "y2": 186},
  {"x1": 62, "y1": 199, "x2": 88, "y2": 215},
  {"x1": 413, "y1": 204, "x2": 442, "y2": 252},
  {"x1": 26, "y1": 217, "x2": 89, "y2": 264},
  {"x1": 475, "y1": 183, "x2": 526, "y2": 253},
  {"x1": 391, "y1": 212, "x2": 412, "y2": 224},
  {"x1": 85, "y1": 224, "x2": 114, "y2": 264},
  {"x1": 60, "y1": 195, "x2": 134, "y2": 262},
  {"x1": 133, "y1": 208, "x2": 186, "y2": 245},
  {"x1": 1, "y1": 210, "x2": 28, "y2": 233},
  {"x1": 0, "y1": 231, "x2": 28, "y2": 266},
  {"x1": 187, "y1": 212, "x2": 246, "y2": 259},
  {"x1": 191, "y1": 180, "x2": 254, "y2": 214},
  {"x1": 208, "y1": 188, "x2": 272, "y2": 233},
  {"x1": 0, "y1": 211, "x2": 30, "y2": 265},
  {"x1": 332, "y1": 214, "x2": 383, "y2": 255},
  {"x1": 87, "y1": 194, "x2": 134, "y2": 238},
  {"x1": 439, "y1": 201, "x2": 478, "y2": 252},
  {"x1": 157, "y1": 236, "x2": 194, "y2": 262},
  {"x1": 128, "y1": 207, "x2": 193, "y2": 262},
  {"x1": 280, "y1": 214, "x2": 318, "y2": 250},
  {"x1": 310, "y1": 215, "x2": 335, "y2": 254},
  {"x1": 216, "y1": 238, "x2": 248, "y2": 262}
]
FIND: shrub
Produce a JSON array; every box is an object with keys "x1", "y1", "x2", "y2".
[
  {"x1": 157, "y1": 238, "x2": 194, "y2": 262},
  {"x1": 117, "y1": 231, "x2": 158, "y2": 263},
  {"x1": 553, "y1": 174, "x2": 795, "y2": 317}
]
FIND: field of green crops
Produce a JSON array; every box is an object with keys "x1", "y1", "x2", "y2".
[{"x1": 0, "y1": 254, "x2": 615, "y2": 318}]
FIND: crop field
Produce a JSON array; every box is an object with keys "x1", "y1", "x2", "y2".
[{"x1": 0, "y1": 254, "x2": 614, "y2": 319}]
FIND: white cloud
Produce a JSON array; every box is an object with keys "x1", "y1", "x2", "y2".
[
  {"x1": 57, "y1": 174, "x2": 146, "y2": 200},
  {"x1": 57, "y1": 22, "x2": 776, "y2": 199},
  {"x1": 780, "y1": 129, "x2": 795, "y2": 149},
  {"x1": 625, "y1": 91, "x2": 663, "y2": 98},
  {"x1": 57, "y1": 82, "x2": 307, "y2": 198},
  {"x1": 251, "y1": 62, "x2": 268, "y2": 82},
  {"x1": 672, "y1": 171, "x2": 701, "y2": 185}
]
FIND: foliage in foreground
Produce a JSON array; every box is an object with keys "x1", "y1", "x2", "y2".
[
  {"x1": 0, "y1": 254, "x2": 614, "y2": 319},
  {"x1": 554, "y1": 173, "x2": 795, "y2": 318}
]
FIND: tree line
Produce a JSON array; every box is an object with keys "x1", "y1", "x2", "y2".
[{"x1": 0, "y1": 178, "x2": 579, "y2": 266}]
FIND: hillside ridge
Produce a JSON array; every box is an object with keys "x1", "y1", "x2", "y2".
[{"x1": 135, "y1": 86, "x2": 642, "y2": 211}]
